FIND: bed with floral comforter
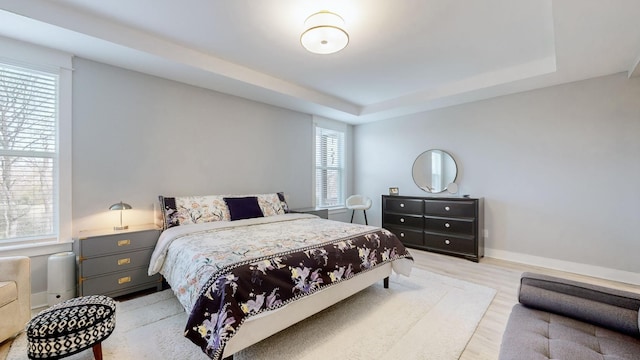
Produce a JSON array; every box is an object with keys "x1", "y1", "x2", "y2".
[{"x1": 149, "y1": 213, "x2": 413, "y2": 360}]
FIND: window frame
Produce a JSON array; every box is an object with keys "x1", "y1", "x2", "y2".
[
  {"x1": 0, "y1": 37, "x2": 72, "y2": 253},
  {"x1": 313, "y1": 117, "x2": 348, "y2": 210}
]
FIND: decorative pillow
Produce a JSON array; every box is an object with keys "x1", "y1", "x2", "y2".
[
  {"x1": 159, "y1": 196, "x2": 179, "y2": 229},
  {"x1": 255, "y1": 193, "x2": 285, "y2": 216},
  {"x1": 277, "y1": 192, "x2": 290, "y2": 213},
  {"x1": 224, "y1": 197, "x2": 264, "y2": 221},
  {"x1": 159, "y1": 193, "x2": 286, "y2": 228},
  {"x1": 159, "y1": 195, "x2": 229, "y2": 229}
]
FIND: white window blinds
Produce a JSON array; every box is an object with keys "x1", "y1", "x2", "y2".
[
  {"x1": 315, "y1": 126, "x2": 345, "y2": 208},
  {"x1": 0, "y1": 64, "x2": 58, "y2": 242}
]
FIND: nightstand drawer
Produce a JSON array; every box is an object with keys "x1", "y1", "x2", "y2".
[
  {"x1": 424, "y1": 233, "x2": 474, "y2": 254},
  {"x1": 81, "y1": 268, "x2": 161, "y2": 296},
  {"x1": 80, "y1": 248, "x2": 154, "y2": 277},
  {"x1": 80, "y1": 230, "x2": 160, "y2": 257},
  {"x1": 424, "y1": 200, "x2": 475, "y2": 218},
  {"x1": 424, "y1": 217, "x2": 474, "y2": 235},
  {"x1": 384, "y1": 213, "x2": 423, "y2": 228},
  {"x1": 384, "y1": 198, "x2": 423, "y2": 214},
  {"x1": 385, "y1": 226, "x2": 423, "y2": 246}
]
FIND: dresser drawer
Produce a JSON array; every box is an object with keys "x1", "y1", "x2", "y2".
[
  {"x1": 385, "y1": 226, "x2": 423, "y2": 247},
  {"x1": 384, "y1": 213, "x2": 423, "y2": 228},
  {"x1": 81, "y1": 268, "x2": 161, "y2": 296},
  {"x1": 80, "y1": 248, "x2": 154, "y2": 277},
  {"x1": 384, "y1": 198, "x2": 423, "y2": 214},
  {"x1": 424, "y1": 200, "x2": 475, "y2": 218},
  {"x1": 80, "y1": 230, "x2": 160, "y2": 257},
  {"x1": 424, "y1": 217, "x2": 474, "y2": 235},
  {"x1": 424, "y1": 233, "x2": 475, "y2": 254}
]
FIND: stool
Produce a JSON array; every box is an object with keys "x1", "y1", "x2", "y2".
[{"x1": 26, "y1": 295, "x2": 116, "y2": 360}]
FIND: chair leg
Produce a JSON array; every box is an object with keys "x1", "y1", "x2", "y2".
[
  {"x1": 363, "y1": 210, "x2": 368, "y2": 225},
  {"x1": 92, "y1": 342, "x2": 103, "y2": 360},
  {"x1": 350, "y1": 210, "x2": 355, "y2": 223}
]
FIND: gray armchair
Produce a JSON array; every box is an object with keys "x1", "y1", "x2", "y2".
[{"x1": 0, "y1": 256, "x2": 31, "y2": 342}]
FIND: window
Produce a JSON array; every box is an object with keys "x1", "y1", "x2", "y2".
[
  {"x1": 315, "y1": 126, "x2": 345, "y2": 208},
  {"x1": 0, "y1": 63, "x2": 59, "y2": 244}
]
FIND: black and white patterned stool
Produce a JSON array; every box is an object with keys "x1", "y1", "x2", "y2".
[{"x1": 26, "y1": 295, "x2": 116, "y2": 360}]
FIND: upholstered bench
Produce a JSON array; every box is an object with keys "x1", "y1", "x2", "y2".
[
  {"x1": 26, "y1": 295, "x2": 116, "y2": 360},
  {"x1": 499, "y1": 272, "x2": 640, "y2": 360}
]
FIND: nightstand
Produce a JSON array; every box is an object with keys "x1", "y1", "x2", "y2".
[
  {"x1": 290, "y1": 207, "x2": 329, "y2": 219},
  {"x1": 73, "y1": 225, "x2": 162, "y2": 297}
]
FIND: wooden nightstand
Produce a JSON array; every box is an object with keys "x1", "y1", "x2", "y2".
[{"x1": 73, "y1": 225, "x2": 162, "y2": 297}]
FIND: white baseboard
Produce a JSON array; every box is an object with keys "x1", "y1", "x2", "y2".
[
  {"x1": 31, "y1": 291, "x2": 48, "y2": 309},
  {"x1": 485, "y1": 248, "x2": 640, "y2": 286}
]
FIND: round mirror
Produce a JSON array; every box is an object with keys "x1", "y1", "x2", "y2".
[{"x1": 412, "y1": 149, "x2": 458, "y2": 193}]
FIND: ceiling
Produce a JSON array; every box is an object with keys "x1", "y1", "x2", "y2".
[{"x1": 1, "y1": 0, "x2": 639, "y2": 124}]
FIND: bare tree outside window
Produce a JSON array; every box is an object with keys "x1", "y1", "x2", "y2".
[{"x1": 0, "y1": 64, "x2": 57, "y2": 241}]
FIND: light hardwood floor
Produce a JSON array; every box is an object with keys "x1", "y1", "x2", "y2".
[
  {"x1": 410, "y1": 250, "x2": 640, "y2": 360},
  {"x1": 2, "y1": 250, "x2": 638, "y2": 360}
]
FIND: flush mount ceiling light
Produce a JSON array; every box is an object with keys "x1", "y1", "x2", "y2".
[{"x1": 300, "y1": 11, "x2": 349, "y2": 55}]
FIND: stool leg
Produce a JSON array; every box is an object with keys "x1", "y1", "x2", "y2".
[
  {"x1": 92, "y1": 342, "x2": 103, "y2": 360},
  {"x1": 350, "y1": 210, "x2": 355, "y2": 223},
  {"x1": 363, "y1": 210, "x2": 368, "y2": 225}
]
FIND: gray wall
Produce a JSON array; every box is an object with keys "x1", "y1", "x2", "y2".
[
  {"x1": 72, "y1": 58, "x2": 316, "y2": 233},
  {"x1": 26, "y1": 58, "x2": 357, "y2": 300},
  {"x1": 353, "y1": 73, "x2": 640, "y2": 277},
  {"x1": 26, "y1": 60, "x2": 640, "y2": 297}
]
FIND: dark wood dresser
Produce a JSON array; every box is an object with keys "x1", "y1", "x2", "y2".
[{"x1": 382, "y1": 195, "x2": 484, "y2": 262}]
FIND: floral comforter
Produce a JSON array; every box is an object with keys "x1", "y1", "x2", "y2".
[{"x1": 148, "y1": 213, "x2": 413, "y2": 360}]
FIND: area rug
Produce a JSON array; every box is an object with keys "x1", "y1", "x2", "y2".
[{"x1": 7, "y1": 268, "x2": 496, "y2": 360}]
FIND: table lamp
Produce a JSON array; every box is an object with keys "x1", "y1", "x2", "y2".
[{"x1": 109, "y1": 201, "x2": 132, "y2": 230}]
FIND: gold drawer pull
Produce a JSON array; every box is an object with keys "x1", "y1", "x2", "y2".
[
  {"x1": 117, "y1": 258, "x2": 131, "y2": 266},
  {"x1": 118, "y1": 276, "x2": 131, "y2": 284},
  {"x1": 117, "y1": 239, "x2": 131, "y2": 247}
]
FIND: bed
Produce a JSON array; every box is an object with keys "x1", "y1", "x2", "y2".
[{"x1": 148, "y1": 193, "x2": 413, "y2": 360}]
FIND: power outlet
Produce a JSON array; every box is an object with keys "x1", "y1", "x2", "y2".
[{"x1": 483, "y1": 229, "x2": 489, "y2": 239}]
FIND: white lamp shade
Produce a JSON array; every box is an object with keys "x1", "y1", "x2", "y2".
[{"x1": 301, "y1": 11, "x2": 349, "y2": 55}]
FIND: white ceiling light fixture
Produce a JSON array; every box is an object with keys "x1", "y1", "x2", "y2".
[{"x1": 300, "y1": 11, "x2": 349, "y2": 55}]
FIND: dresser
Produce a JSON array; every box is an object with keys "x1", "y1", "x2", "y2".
[
  {"x1": 73, "y1": 226, "x2": 163, "y2": 297},
  {"x1": 382, "y1": 195, "x2": 484, "y2": 262}
]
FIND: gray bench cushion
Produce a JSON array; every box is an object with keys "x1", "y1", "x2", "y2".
[
  {"x1": 500, "y1": 304, "x2": 640, "y2": 360},
  {"x1": 499, "y1": 272, "x2": 640, "y2": 360},
  {"x1": 519, "y1": 272, "x2": 640, "y2": 337}
]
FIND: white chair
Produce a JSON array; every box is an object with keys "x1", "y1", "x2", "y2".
[
  {"x1": 0, "y1": 256, "x2": 31, "y2": 343},
  {"x1": 346, "y1": 195, "x2": 372, "y2": 225}
]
